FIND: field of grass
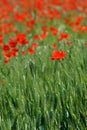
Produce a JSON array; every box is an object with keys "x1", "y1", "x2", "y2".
[{"x1": 0, "y1": 0, "x2": 87, "y2": 130}]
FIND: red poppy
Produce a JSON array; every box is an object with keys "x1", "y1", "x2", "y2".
[
  {"x1": 22, "y1": 51, "x2": 26, "y2": 55},
  {"x1": 30, "y1": 19, "x2": 35, "y2": 26},
  {"x1": 31, "y1": 43, "x2": 39, "y2": 48},
  {"x1": 40, "y1": 32, "x2": 48, "y2": 40},
  {"x1": 41, "y1": 26, "x2": 48, "y2": 32},
  {"x1": 4, "y1": 59, "x2": 9, "y2": 64},
  {"x1": 16, "y1": 34, "x2": 28, "y2": 45},
  {"x1": 58, "y1": 33, "x2": 70, "y2": 41},
  {"x1": 17, "y1": 34, "x2": 26, "y2": 42},
  {"x1": 50, "y1": 50, "x2": 67, "y2": 60},
  {"x1": 52, "y1": 43, "x2": 58, "y2": 48},
  {"x1": 60, "y1": 33, "x2": 69, "y2": 39},
  {"x1": 2, "y1": 45, "x2": 10, "y2": 52},
  {"x1": 34, "y1": 35, "x2": 40, "y2": 40},
  {"x1": 28, "y1": 48, "x2": 35, "y2": 54},
  {"x1": 50, "y1": 26, "x2": 58, "y2": 35},
  {"x1": 4, "y1": 52, "x2": 12, "y2": 60},
  {"x1": 11, "y1": 48, "x2": 19, "y2": 52},
  {"x1": 9, "y1": 40, "x2": 17, "y2": 48},
  {"x1": 11, "y1": 50, "x2": 18, "y2": 57},
  {"x1": 15, "y1": 13, "x2": 25, "y2": 22}
]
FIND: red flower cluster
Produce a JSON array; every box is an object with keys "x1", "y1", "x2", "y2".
[
  {"x1": 16, "y1": 34, "x2": 28, "y2": 45},
  {"x1": 50, "y1": 50, "x2": 67, "y2": 60},
  {"x1": 0, "y1": 0, "x2": 87, "y2": 64}
]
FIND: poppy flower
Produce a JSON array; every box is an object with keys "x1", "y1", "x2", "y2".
[
  {"x1": 31, "y1": 43, "x2": 39, "y2": 48},
  {"x1": 50, "y1": 26, "x2": 59, "y2": 36},
  {"x1": 58, "y1": 33, "x2": 70, "y2": 41},
  {"x1": 2, "y1": 45, "x2": 10, "y2": 52},
  {"x1": 41, "y1": 26, "x2": 48, "y2": 32},
  {"x1": 28, "y1": 48, "x2": 35, "y2": 54},
  {"x1": 9, "y1": 40, "x2": 17, "y2": 48},
  {"x1": 16, "y1": 34, "x2": 28, "y2": 45},
  {"x1": 40, "y1": 32, "x2": 48, "y2": 40},
  {"x1": 60, "y1": 33, "x2": 69, "y2": 39},
  {"x1": 29, "y1": 19, "x2": 35, "y2": 26},
  {"x1": 11, "y1": 50, "x2": 18, "y2": 57},
  {"x1": 34, "y1": 35, "x2": 40, "y2": 40},
  {"x1": 17, "y1": 34, "x2": 26, "y2": 42},
  {"x1": 4, "y1": 52, "x2": 12, "y2": 60},
  {"x1": 11, "y1": 48, "x2": 19, "y2": 53},
  {"x1": 15, "y1": 13, "x2": 25, "y2": 22},
  {"x1": 22, "y1": 51, "x2": 26, "y2": 56},
  {"x1": 4, "y1": 59, "x2": 9, "y2": 64},
  {"x1": 52, "y1": 43, "x2": 58, "y2": 48},
  {"x1": 50, "y1": 50, "x2": 67, "y2": 60}
]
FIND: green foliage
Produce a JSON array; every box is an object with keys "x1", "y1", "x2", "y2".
[{"x1": 0, "y1": 39, "x2": 87, "y2": 130}]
